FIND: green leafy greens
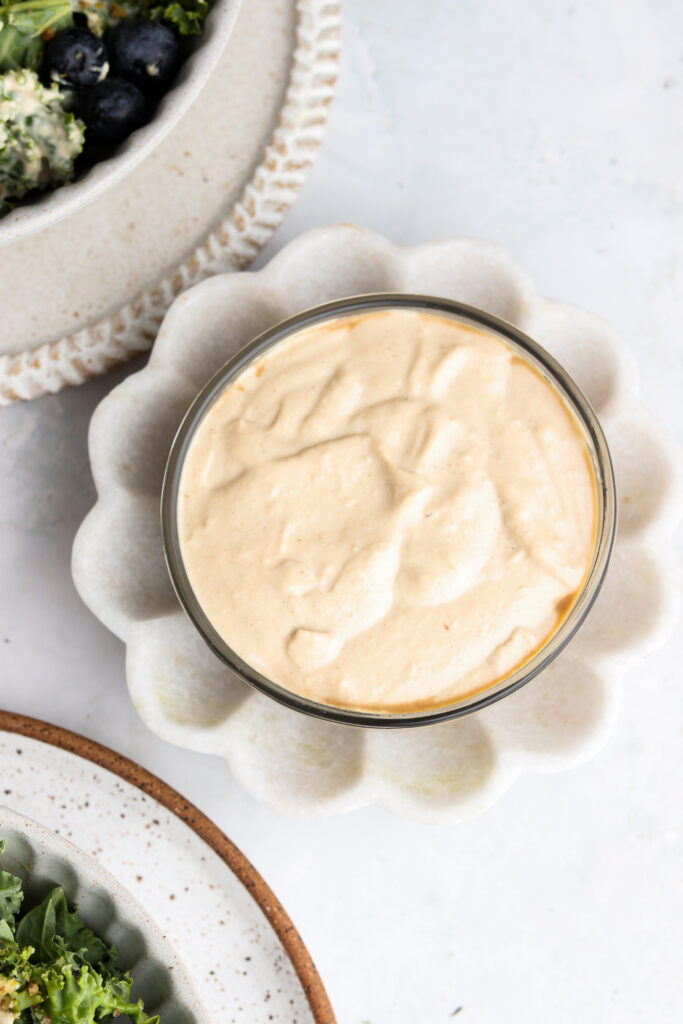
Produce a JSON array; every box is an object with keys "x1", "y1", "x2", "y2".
[
  {"x1": 0, "y1": 871, "x2": 23, "y2": 932},
  {"x1": 15, "y1": 887, "x2": 116, "y2": 972},
  {"x1": 0, "y1": 0, "x2": 73, "y2": 72},
  {"x1": 148, "y1": 0, "x2": 208, "y2": 35},
  {"x1": 0, "y1": 846, "x2": 159, "y2": 1024},
  {"x1": 87, "y1": 0, "x2": 210, "y2": 35},
  {"x1": 0, "y1": 0, "x2": 209, "y2": 76},
  {"x1": 0, "y1": 68, "x2": 85, "y2": 212}
]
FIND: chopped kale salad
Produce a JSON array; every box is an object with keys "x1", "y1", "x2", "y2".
[
  {"x1": 0, "y1": 841, "x2": 159, "y2": 1024},
  {"x1": 0, "y1": 0, "x2": 210, "y2": 214}
]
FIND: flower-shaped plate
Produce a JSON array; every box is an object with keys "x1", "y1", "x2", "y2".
[{"x1": 72, "y1": 225, "x2": 682, "y2": 823}]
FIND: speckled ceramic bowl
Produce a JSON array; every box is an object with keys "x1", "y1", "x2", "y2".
[
  {"x1": 0, "y1": 0, "x2": 242, "y2": 247},
  {"x1": 0, "y1": 807, "x2": 208, "y2": 1024}
]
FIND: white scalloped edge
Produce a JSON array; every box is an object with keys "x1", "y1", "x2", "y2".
[
  {"x1": 72, "y1": 225, "x2": 683, "y2": 823},
  {"x1": 0, "y1": 0, "x2": 341, "y2": 406}
]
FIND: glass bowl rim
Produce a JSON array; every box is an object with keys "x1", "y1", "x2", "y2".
[{"x1": 160, "y1": 292, "x2": 618, "y2": 729}]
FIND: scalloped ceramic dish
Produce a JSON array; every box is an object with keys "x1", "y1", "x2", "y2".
[
  {"x1": 0, "y1": 806, "x2": 208, "y2": 1023},
  {"x1": 72, "y1": 225, "x2": 682, "y2": 822},
  {"x1": 0, "y1": 0, "x2": 242, "y2": 246}
]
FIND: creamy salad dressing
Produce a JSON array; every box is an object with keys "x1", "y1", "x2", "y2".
[{"x1": 178, "y1": 309, "x2": 597, "y2": 712}]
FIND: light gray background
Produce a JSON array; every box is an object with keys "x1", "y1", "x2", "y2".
[{"x1": 1, "y1": 1, "x2": 682, "y2": 1021}]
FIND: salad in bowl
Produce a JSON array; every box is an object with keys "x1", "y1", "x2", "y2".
[
  {"x1": 0, "y1": 0, "x2": 234, "y2": 227},
  {"x1": 0, "y1": 839, "x2": 158, "y2": 1023}
]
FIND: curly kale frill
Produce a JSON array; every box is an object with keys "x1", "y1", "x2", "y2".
[
  {"x1": 0, "y1": 68, "x2": 84, "y2": 210},
  {"x1": 0, "y1": 843, "x2": 159, "y2": 1024}
]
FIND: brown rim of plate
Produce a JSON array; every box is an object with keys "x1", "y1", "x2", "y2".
[{"x1": 0, "y1": 710, "x2": 337, "y2": 1024}]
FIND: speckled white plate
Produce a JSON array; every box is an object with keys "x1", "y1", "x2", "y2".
[
  {"x1": 0, "y1": 807, "x2": 208, "y2": 1024},
  {"x1": 0, "y1": 712, "x2": 335, "y2": 1024},
  {"x1": 72, "y1": 224, "x2": 683, "y2": 824}
]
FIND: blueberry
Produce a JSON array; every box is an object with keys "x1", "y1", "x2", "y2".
[
  {"x1": 42, "y1": 27, "x2": 109, "y2": 91},
  {"x1": 82, "y1": 78, "x2": 148, "y2": 147},
  {"x1": 106, "y1": 20, "x2": 180, "y2": 95}
]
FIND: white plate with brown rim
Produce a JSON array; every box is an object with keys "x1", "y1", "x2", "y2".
[{"x1": 0, "y1": 710, "x2": 336, "y2": 1023}]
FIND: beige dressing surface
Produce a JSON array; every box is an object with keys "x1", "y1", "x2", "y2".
[{"x1": 178, "y1": 309, "x2": 597, "y2": 712}]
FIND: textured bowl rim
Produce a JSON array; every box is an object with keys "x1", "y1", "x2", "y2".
[
  {"x1": 160, "y1": 293, "x2": 618, "y2": 728},
  {"x1": 0, "y1": 710, "x2": 337, "y2": 1024},
  {"x1": 0, "y1": 0, "x2": 243, "y2": 246}
]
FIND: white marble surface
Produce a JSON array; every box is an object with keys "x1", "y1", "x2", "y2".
[{"x1": 1, "y1": 1, "x2": 682, "y2": 1022}]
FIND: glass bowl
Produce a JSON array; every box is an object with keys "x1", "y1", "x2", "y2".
[{"x1": 161, "y1": 294, "x2": 617, "y2": 728}]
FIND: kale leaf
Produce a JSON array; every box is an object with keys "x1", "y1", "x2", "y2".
[
  {"x1": 15, "y1": 886, "x2": 117, "y2": 975},
  {"x1": 0, "y1": 875, "x2": 160, "y2": 1024},
  {"x1": 0, "y1": 866, "x2": 23, "y2": 931},
  {"x1": 0, "y1": 68, "x2": 85, "y2": 212},
  {"x1": 0, "y1": 0, "x2": 74, "y2": 72},
  {"x1": 40, "y1": 961, "x2": 160, "y2": 1024},
  {"x1": 149, "y1": 0, "x2": 208, "y2": 35}
]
